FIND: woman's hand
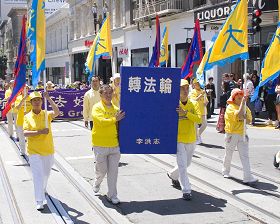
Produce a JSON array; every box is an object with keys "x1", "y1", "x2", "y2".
[{"x1": 116, "y1": 110, "x2": 125, "y2": 121}]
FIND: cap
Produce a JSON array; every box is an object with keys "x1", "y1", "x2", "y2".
[
  {"x1": 227, "y1": 88, "x2": 244, "y2": 104},
  {"x1": 113, "y1": 73, "x2": 120, "y2": 79},
  {"x1": 9, "y1": 79, "x2": 14, "y2": 83},
  {"x1": 180, "y1": 79, "x2": 189, "y2": 87},
  {"x1": 192, "y1": 78, "x2": 198, "y2": 84},
  {"x1": 47, "y1": 81, "x2": 54, "y2": 86},
  {"x1": 29, "y1": 91, "x2": 42, "y2": 100}
]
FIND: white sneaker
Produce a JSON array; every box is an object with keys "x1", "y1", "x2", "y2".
[
  {"x1": 266, "y1": 120, "x2": 272, "y2": 125},
  {"x1": 273, "y1": 120, "x2": 279, "y2": 127},
  {"x1": 243, "y1": 177, "x2": 258, "y2": 184},
  {"x1": 196, "y1": 136, "x2": 202, "y2": 145},
  {"x1": 107, "y1": 196, "x2": 120, "y2": 205},
  {"x1": 36, "y1": 201, "x2": 44, "y2": 211},
  {"x1": 93, "y1": 185, "x2": 100, "y2": 193},
  {"x1": 223, "y1": 174, "x2": 231, "y2": 178}
]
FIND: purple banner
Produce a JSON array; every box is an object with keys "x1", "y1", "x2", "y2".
[
  {"x1": 0, "y1": 91, "x2": 6, "y2": 121},
  {"x1": 0, "y1": 89, "x2": 89, "y2": 120}
]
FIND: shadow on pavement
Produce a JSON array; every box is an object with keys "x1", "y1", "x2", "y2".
[
  {"x1": 199, "y1": 143, "x2": 225, "y2": 149},
  {"x1": 41, "y1": 199, "x2": 90, "y2": 224},
  {"x1": 99, "y1": 190, "x2": 227, "y2": 215}
]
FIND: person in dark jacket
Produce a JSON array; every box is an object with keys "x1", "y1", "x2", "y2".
[{"x1": 206, "y1": 77, "x2": 216, "y2": 118}]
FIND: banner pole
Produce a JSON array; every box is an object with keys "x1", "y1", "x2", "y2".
[
  {"x1": 43, "y1": 70, "x2": 48, "y2": 128},
  {"x1": 243, "y1": 59, "x2": 248, "y2": 141},
  {"x1": 24, "y1": 85, "x2": 27, "y2": 113}
]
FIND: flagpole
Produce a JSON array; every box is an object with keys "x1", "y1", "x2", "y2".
[
  {"x1": 24, "y1": 85, "x2": 27, "y2": 113},
  {"x1": 43, "y1": 70, "x2": 48, "y2": 128},
  {"x1": 243, "y1": 59, "x2": 248, "y2": 141}
]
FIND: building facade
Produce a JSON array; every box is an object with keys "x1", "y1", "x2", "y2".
[{"x1": 46, "y1": 3, "x2": 70, "y2": 85}]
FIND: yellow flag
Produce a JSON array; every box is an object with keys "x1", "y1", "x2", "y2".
[
  {"x1": 28, "y1": 0, "x2": 46, "y2": 88},
  {"x1": 259, "y1": 25, "x2": 280, "y2": 86},
  {"x1": 205, "y1": 0, "x2": 248, "y2": 70},
  {"x1": 95, "y1": 14, "x2": 112, "y2": 58},
  {"x1": 85, "y1": 14, "x2": 112, "y2": 81},
  {"x1": 159, "y1": 26, "x2": 169, "y2": 67}
]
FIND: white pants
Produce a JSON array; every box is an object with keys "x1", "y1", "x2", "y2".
[
  {"x1": 196, "y1": 115, "x2": 207, "y2": 138},
  {"x1": 170, "y1": 143, "x2": 195, "y2": 193},
  {"x1": 6, "y1": 111, "x2": 13, "y2": 137},
  {"x1": 17, "y1": 126, "x2": 25, "y2": 154},
  {"x1": 29, "y1": 154, "x2": 54, "y2": 202},
  {"x1": 222, "y1": 134, "x2": 254, "y2": 182},
  {"x1": 93, "y1": 147, "x2": 120, "y2": 198}
]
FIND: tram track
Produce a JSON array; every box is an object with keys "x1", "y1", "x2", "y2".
[
  {"x1": 1, "y1": 123, "x2": 131, "y2": 224},
  {"x1": 67, "y1": 120, "x2": 280, "y2": 224}
]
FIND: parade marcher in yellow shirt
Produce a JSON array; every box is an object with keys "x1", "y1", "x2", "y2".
[
  {"x1": 222, "y1": 88, "x2": 258, "y2": 184},
  {"x1": 14, "y1": 86, "x2": 32, "y2": 155},
  {"x1": 83, "y1": 76, "x2": 101, "y2": 129},
  {"x1": 168, "y1": 80, "x2": 201, "y2": 200},
  {"x1": 4, "y1": 80, "x2": 16, "y2": 138},
  {"x1": 46, "y1": 81, "x2": 55, "y2": 91},
  {"x1": 91, "y1": 84, "x2": 125, "y2": 205},
  {"x1": 111, "y1": 73, "x2": 121, "y2": 107},
  {"x1": 23, "y1": 91, "x2": 60, "y2": 210},
  {"x1": 190, "y1": 78, "x2": 208, "y2": 144}
]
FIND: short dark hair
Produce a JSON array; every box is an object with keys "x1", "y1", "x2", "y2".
[
  {"x1": 99, "y1": 84, "x2": 113, "y2": 94},
  {"x1": 208, "y1": 77, "x2": 214, "y2": 81}
]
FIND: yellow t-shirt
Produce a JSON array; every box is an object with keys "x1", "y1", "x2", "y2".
[
  {"x1": 178, "y1": 100, "x2": 201, "y2": 144},
  {"x1": 23, "y1": 110, "x2": 54, "y2": 156},
  {"x1": 15, "y1": 95, "x2": 32, "y2": 126},
  {"x1": 5, "y1": 88, "x2": 12, "y2": 99},
  {"x1": 190, "y1": 88, "x2": 208, "y2": 115},
  {"x1": 225, "y1": 104, "x2": 252, "y2": 135},
  {"x1": 92, "y1": 101, "x2": 119, "y2": 147}
]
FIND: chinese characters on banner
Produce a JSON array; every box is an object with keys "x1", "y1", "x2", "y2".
[
  {"x1": 0, "y1": 89, "x2": 87, "y2": 120},
  {"x1": 119, "y1": 66, "x2": 181, "y2": 154}
]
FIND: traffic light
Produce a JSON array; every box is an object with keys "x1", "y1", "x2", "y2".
[{"x1": 252, "y1": 9, "x2": 262, "y2": 34}]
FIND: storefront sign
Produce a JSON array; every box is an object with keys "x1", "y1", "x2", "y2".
[
  {"x1": 119, "y1": 66, "x2": 181, "y2": 154},
  {"x1": 85, "y1": 40, "x2": 93, "y2": 48},
  {"x1": 194, "y1": 0, "x2": 279, "y2": 23},
  {"x1": 118, "y1": 47, "x2": 129, "y2": 58}
]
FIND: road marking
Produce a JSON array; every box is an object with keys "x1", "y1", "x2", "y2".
[
  {"x1": 65, "y1": 155, "x2": 93, "y2": 161},
  {"x1": 251, "y1": 145, "x2": 280, "y2": 148}
]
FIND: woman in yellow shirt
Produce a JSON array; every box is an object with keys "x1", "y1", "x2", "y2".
[
  {"x1": 14, "y1": 86, "x2": 32, "y2": 155},
  {"x1": 190, "y1": 78, "x2": 208, "y2": 144},
  {"x1": 91, "y1": 84, "x2": 125, "y2": 205},
  {"x1": 223, "y1": 88, "x2": 258, "y2": 184},
  {"x1": 23, "y1": 91, "x2": 59, "y2": 210}
]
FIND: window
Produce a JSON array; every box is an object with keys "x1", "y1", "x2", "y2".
[{"x1": 131, "y1": 48, "x2": 149, "y2": 67}]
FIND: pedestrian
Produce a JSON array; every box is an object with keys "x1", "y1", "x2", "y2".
[
  {"x1": 83, "y1": 76, "x2": 101, "y2": 130},
  {"x1": 46, "y1": 81, "x2": 55, "y2": 91},
  {"x1": 4, "y1": 80, "x2": 16, "y2": 138},
  {"x1": 229, "y1": 74, "x2": 237, "y2": 92},
  {"x1": 222, "y1": 88, "x2": 258, "y2": 184},
  {"x1": 275, "y1": 77, "x2": 280, "y2": 129},
  {"x1": 216, "y1": 81, "x2": 231, "y2": 133},
  {"x1": 273, "y1": 151, "x2": 280, "y2": 168},
  {"x1": 243, "y1": 74, "x2": 255, "y2": 125},
  {"x1": 190, "y1": 78, "x2": 208, "y2": 144},
  {"x1": 91, "y1": 84, "x2": 125, "y2": 205},
  {"x1": 167, "y1": 79, "x2": 201, "y2": 200},
  {"x1": 14, "y1": 86, "x2": 32, "y2": 155},
  {"x1": 23, "y1": 91, "x2": 60, "y2": 210},
  {"x1": 264, "y1": 79, "x2": 277, "y2": 126},
  {"x1": 111, "y1": 73, "x2": 121, "y2": 107},
  {"x1": 206, "y1": 77, "x2": 216, "y2": 118}
]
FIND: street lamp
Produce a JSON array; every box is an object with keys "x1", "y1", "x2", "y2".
[{"x1": 91, "y1": 1, "x2": 97, "y2": 34}]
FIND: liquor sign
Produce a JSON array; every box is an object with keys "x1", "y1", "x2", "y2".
[
  {"x1": 194, "y1": 0, "x2": 279, "y2": 23},
  {"x1": 85, "y1": 40, "x2": 93, "y2": 48}
]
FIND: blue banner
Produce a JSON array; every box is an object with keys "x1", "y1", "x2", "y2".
[{"x1": 119, "y1": 66, "x2": 181, "y2": 154}]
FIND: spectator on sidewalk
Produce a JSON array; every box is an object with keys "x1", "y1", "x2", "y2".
[
  {"x1": 275, "y1": 77, "x2": 280, "y2": 129},
  {"x1": 222, "y1": 88, "x2": 258, "y2": 184},
  {"x1": 243, "y1": 74, "x2": 255, "y2": 125},
  {"x1": 23, "y1": 91, "x2": 60, "y2": 211},
  {"x1": 168, "y1": 79, "x2": 201, "y2": 200},
  {"x1": 91, "y1": 84, "x2": 125, "y2": 205},
  {"x1": 190, "y1": 78, "x2": 208, "y2": 144},
  {"x1": 83, "y1": 76, "x2": 101, "y2": 130},
  {"x1": 229, "y1": 74, "x2": 237, "y2": 92},
  {"x1": 216, "y1": 81, "x2": 231, "y2": 133},
  {"x1": 206, "y1": 77, "x2": 216, "y2": 119},
  {"x1": 264, "y1": 79, "x2": 277, "y2": 126}
]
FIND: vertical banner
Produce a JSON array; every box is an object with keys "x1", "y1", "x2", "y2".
[{"x1": 119, "y1": 66, "x2": 181, "y2": 154}]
